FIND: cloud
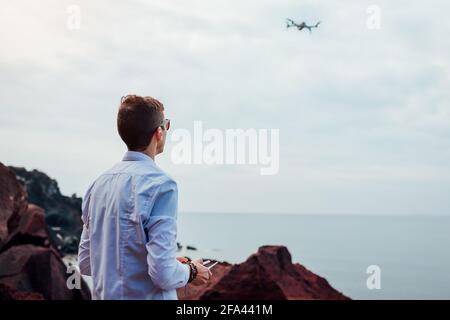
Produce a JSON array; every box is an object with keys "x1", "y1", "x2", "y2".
[{"x1": 0, "y1": 0, "x2": 449, "y2": 214}]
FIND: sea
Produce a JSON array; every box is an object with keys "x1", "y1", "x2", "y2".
[{"x1": 176, "y1": 212, "x2": 450, "y2": 300}]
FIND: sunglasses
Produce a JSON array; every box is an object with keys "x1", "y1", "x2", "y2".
[{"x1": 159, "y1": 118, "x2": 170, "y2": 131}]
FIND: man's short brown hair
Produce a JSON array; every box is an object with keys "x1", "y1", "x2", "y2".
[{"x1": 117, "y1": 95, "x2": 165, "y2": 151}]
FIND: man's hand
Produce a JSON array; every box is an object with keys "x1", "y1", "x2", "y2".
[{"x1": 190, "y1": 258, "x2": 212, "y2": 286}]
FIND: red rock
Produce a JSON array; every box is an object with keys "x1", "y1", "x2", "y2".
[
  {"x1": 0, "y1": 163, "x2": 28, "y2": 249},
  {"x1": 0, "y1": 244, "x2": 90, "y2": 300},
  {"x1": 0, "y1": 162, "x2": 91, "y2": 300},
  {"x1": 180, "y1": 246, "x2": 350, "y2": 300},
  {"x1": 0, "y1": 283, "x2": 44, "y2": 300},
  {"x1": 20, "y1": 204, "x2": 48, "y2": 240}
]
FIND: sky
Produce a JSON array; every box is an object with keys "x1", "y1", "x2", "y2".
[{"x1": 0, "y1": 0, "x2": 449, "y2": 215}]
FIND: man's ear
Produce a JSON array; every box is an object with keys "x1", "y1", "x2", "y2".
[{"x1": 154, "y1": 127, "x2": 163, "y2": 142}]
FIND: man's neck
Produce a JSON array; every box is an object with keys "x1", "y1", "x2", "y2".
[{"x1": 140, "y1": 149, "x2": 156, "y2": 161}]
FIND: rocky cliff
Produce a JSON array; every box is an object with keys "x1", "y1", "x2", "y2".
[
  {"x1": 8, "y1": 166, "x2": 83, "y2": 254},
  {"x1": 177, "y1": 246, "x2": 350, "y2": 300},
  {"x1": 0, "y1": 162, "x2": 91, "y2": 300}
]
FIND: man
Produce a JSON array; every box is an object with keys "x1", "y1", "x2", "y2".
[{"x1": 78, "y1": 95, "x2": 211, "y2": 299}]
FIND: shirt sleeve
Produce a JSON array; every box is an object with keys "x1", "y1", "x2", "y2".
[
  {"x1": 143, "y1": 178, "x2": 190, "y2": 291},
  {"x1": 78, "y1": 182, "x2": 94, "y2": 276},
  {"x1": 78, "y1": 224, "x2": 91, "y2": 276}
]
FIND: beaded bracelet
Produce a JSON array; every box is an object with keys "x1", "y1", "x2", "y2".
[{"x1": 187, "y1": 261, "x2": 198, "y2": 283}]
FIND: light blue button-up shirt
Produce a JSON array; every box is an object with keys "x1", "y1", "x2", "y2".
[{"x1": 78, "y1": 151, "x2": 190, "y2": 300}]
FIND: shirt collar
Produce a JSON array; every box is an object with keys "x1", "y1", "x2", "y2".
[{"x1": 122, "y1": 151, "x2": 155, "y2": 163}]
